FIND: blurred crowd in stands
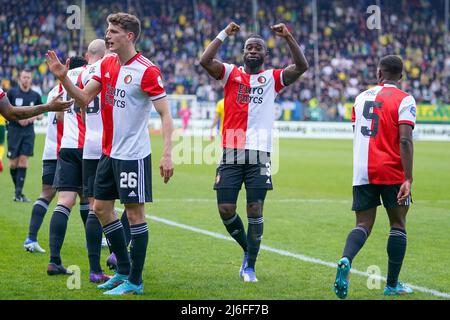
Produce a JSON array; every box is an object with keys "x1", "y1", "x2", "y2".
[{"x1": 1, "y1": 0, "x2": 448, "y2": 121}]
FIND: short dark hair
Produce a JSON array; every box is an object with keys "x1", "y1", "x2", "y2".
[
  {"x1": 107, "y1": 12, "x2": 141, "y2": 43},
  {"x1": 246, "y1": 33, "x2": 264, "y2": 41},
  {"x1": 20, "y1": 69, "x2": 32, "y2": 75},
  {"x1": 379, "y1": 55, "x2": 403, "y2": 75},
  {"x1": 69, "y1": 56, "x2": 87, "y2": 70}
]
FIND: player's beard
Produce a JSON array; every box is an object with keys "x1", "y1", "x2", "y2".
[{"x1": 245, "y1": 56, "x2": 264, "y2": 69}]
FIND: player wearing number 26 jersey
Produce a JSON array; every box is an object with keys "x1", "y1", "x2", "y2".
[
  {"x1": 334, "y1": 55, "x2": 415, "y2": 299},
  {"x1": 46, "y1": 13, "x2": 174, "y2": 295}
]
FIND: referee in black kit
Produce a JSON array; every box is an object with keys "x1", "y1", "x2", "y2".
[{"x1": 6, "y1": 69, "x2": 43, "y2": 202}]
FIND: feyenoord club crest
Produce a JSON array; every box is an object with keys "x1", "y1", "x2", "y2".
[
  {"x1": 124, "y1": 74, "x2": 132, "y2": 84},
  {"x1": 257, "y1": 76, "x2": 266, "y2": 84}
]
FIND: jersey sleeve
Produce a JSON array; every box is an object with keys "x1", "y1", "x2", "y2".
[
  {"x1": 273, "y1": 69, "x2": 286, "y2": 93},
  {"x1": 91, "y1": 59, "x2": 103, "y2": 84},
  {"x1": 398, "y1": 95, "x2": 416, "y2": 128},
  {"x1": 141, "y1": 66, "x2": 167, "y2": 101},
  {"x1": 219, "y1": 63, "x2": 234, "y2": 86},
  {"x1": 0, "y1": 87, "x2": 4, "y2": 99},
  {"x1": 83, "y1": 63, "x2": 99, "y2": 86}
]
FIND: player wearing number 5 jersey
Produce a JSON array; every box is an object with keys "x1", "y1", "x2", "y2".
[
  {"x1": 334, "y1": 55, "x2": 416, "y2": 299},
  {"x1": 46, "y1": 12, "x2": 174, "y2": 295}
]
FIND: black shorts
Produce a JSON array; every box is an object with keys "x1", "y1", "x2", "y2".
[
  {"x1": 6, "y1": 126, "x2": 35, "y2": 158},
  {"x1": 213, "y1": 149, "x2": 273, "y2": 190},
  {"x1": 42, "y1": 160, "x2": 57, "y2": 186},
  {"x1": 83, "y1": 159, "x2": 99, "y2": 198},
  {"x1": 94, "y1": 154, "x2": 152, "y2": 204},
  {"x1": 53, "y1": 148, "x2": 83, "y2": 192},
  {"x1": 352, "y1": 184, "x2": 412, "y2": 212}
]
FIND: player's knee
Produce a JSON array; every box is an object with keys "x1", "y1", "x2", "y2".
[
  {"x1": 125, "y1": 210, "x2": 141, "y2": 225},
  {"x1": 40, "y1": 187, "x2": 56, "y2": 202},
  {"x1": 390, "y1": 221, "x2": 406, "y2": 230},
  {"x1": 218, "y1": 204, "x2": 236, "y2": 219},
  {"x1": 246, "y1": 202, "x2": 263, "y2": 218},
  {"x1": 93, "y1": 202, "x2": 106, "y2": 216},
  {"x1": 57, "y1": 194, "x2": 76, "y2": 209}
]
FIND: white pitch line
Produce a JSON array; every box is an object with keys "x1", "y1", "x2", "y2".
[{"x1": 145, "y1": 214, "x2": 450, "y2": 299}]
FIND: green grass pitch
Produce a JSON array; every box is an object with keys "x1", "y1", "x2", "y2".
[{"x1": 0, "y1": 134, "x2": 449, "y2": 300}]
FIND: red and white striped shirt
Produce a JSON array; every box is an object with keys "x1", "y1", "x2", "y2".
[
  {"x1": 0, "y1": 87, "x2": 5, "y2": 99},
  {"x1": 219, "y1": 63, "x2": 286, "y2": 152},
  {"x1": 42, "y1": 85, "x2": 64, "y2": 160},
  {"x1": 60, "y1": 66, "x2": 86, "y2": 149},
  {"x1": 81, "y1": 63, "x2": 103, "y2": 160},
  {"x1": 352, "y1": 84, "x2": 416, "y2": 186},
  {"x1": 92, "y1": 53, "x2": 166, "y2": 160}
]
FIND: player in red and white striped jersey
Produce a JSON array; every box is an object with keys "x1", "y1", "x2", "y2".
[
  {"x1": 334, "y1": 56, "x2": 415, "y2": 299},
  {"x1": 200, "y1": 22, "x2": 308, "y2": 282},
  {"x1": 45, "y1": 56, "x2": 92, "y2": 276},
  {"x1": 23, "y1": 85, "x2": 64, "y2": 254},
  {"x1": 80, "y1": 41, "x2": 131, "y2": 282},
  {"x1": 46, "y1": 13, "x2": 174, "y2": 295}
]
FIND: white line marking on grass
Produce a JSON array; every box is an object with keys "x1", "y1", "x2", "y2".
[
  {"x1": 114, "y1": 207, "x2": 449, "y2": 298},
  {"x1": 145, "y1": 213, "x2": 450, "y2": 299}
]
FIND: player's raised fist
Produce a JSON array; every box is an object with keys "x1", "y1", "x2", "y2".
[
  {"x1": 225, "y1": 22, "x2": 240, "y2": 36},
  {"x1": 271, "y1": 23, "x2": 291, "y2": 38},
  {"x1": 45, "y1": 50, "x2": 69, "y2": 80}
]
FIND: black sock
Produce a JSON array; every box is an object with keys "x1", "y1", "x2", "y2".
[
  {"x1": 387, "y1": 228, "x2": 407, "y2": 288},
  {"x1": 10, "y1": 168, "x2": 17, "y2": 188},
  {"x1": 103, "y1": 219, "x2": 130, "y2": 276},
  {"x1": 246, "y1": 216, "x2": 264, "y2": 269},
  {"x1": 79, "y1": 203, "x2": 90, "y2": 228},
  {"x1": 49, "y1": 205, "x2": 71, "y2": 265},
  {"x1": 222, "y1": 214, "x2": 248, "y2": 252},
  {"x1": 121, "y1": 210, "x2": 131, "y2": 247},
  {"x1": 85, "y1": 211, "x2": 103, "y2": 273},
  {"x1": 28, "y1": 198, "x2": 49, "y2": 241},
  {"x1": 342, "y1": 226, "x2": 369, "y2": 264},
  {"x1": 15, "y1": 167, "x2": 27, "y2": 197},
  {"x1": 128, "y1": 223, "x2": 149, "y2": 285}
]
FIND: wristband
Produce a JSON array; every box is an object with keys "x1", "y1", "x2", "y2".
[{"x1": 216, "y1": 30, "x2": 228, "y2": 42}]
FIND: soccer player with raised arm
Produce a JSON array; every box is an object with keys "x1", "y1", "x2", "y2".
[
  {"x1": 333, "y1": 55, "x2": 416, "y2": 299},
  {"x1": 23, "y1": 57, "x2": 85, "y2": 254},
  {"x1": 46, "y1": 12, "x2": 174, "y2": 295},
  {"x1": 200, "y1": 22, "x2": 308, "y2": 282}
]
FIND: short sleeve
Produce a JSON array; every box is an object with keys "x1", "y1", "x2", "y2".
[
  {"x1": 273, "y1": 69, "x2": 286, "y2": 93},
  {"x1": 0, "y1": 87, "x2": 4, "y2": 99},
  {"x1": 141, "y1": 66, "x2": 167, "y2": 101},
  {"x1": 398, "y1": 95, "x2": 416, "y2": 128},
  {"x1": 91, "y1": 58, "x2": 103, "y2": 84},
  {"x1": 84, "y1": 62, "x2": 100, "y2": 86},
  {"x1": 219, "y1": 63, "x2": 234, "y2": 86}
]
